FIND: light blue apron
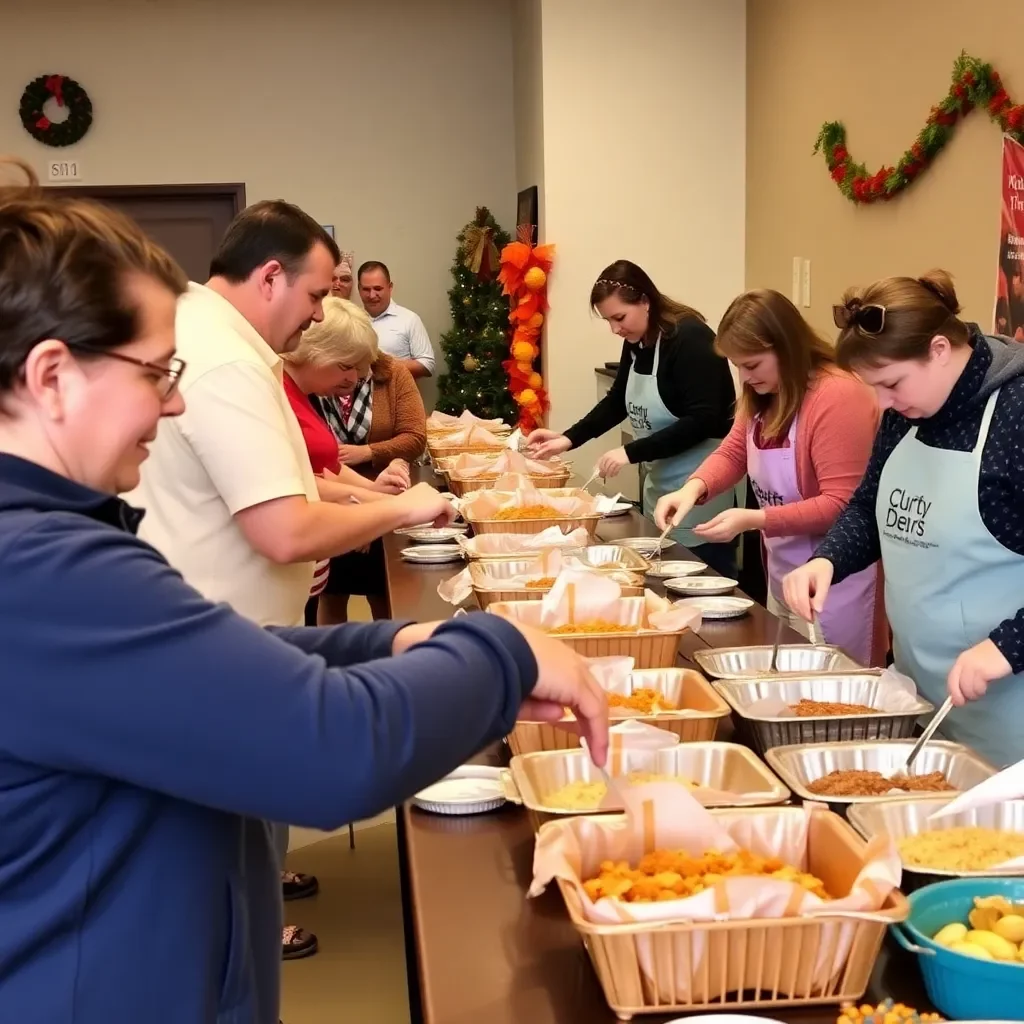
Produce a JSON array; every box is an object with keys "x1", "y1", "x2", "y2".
[
  {"x1": 625, "y1": 337, "x2": 732, "y2": 548},
  {"x1": 877, "y1": 389, "x2": 1024, "y2": 767}
]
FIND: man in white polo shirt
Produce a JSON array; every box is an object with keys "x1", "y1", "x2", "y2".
[
  {"x1": 127, "y1": 201, "x2": 454, "y2": 982},
  {"x1": 358, "y1": 260, "x2": 436, "y2": 379}
]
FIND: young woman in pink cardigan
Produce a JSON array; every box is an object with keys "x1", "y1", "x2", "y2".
[{"x1": 655, "y1": 289, "x2": 886, "y2": 665}]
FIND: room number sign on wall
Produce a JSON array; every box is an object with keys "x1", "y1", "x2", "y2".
[{"x1": 47, "y1": 160, "x2": 82, "y2": 182}]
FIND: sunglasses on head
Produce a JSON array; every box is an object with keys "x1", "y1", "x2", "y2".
[{"x1": 832, "y1": 303, "x2": 886, "y2": 334}]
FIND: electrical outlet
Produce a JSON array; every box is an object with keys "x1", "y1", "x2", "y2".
[
  {"x1": 801, "y1": 258, "x2": 812, "y2": 308},
  {"x1": 792, "y1": 257, "x2": 802, "y2": 305}
]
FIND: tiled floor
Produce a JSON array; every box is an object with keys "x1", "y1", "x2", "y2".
[{"x1": 282, "y1": 822, "x2": 411, "y2": 1024}]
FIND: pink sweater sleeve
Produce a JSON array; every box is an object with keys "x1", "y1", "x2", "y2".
[
  {"x1": 761, "y1": 372, "x2": 879, "y2": 538},
  {"x1": 691, "y1": 414, "x2": 749, "y2": 499}
]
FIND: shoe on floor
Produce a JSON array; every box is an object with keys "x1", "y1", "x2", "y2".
[
  {"x1": 281, "y1": 924, "x2": 318, "y2": 961},
  {"x1": 282, "y1": 869, "x2": 319, "y2": 901}
]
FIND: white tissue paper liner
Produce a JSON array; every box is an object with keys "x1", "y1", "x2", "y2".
[
  {"x1": 505, "y1": 428, "x2": 524, "y2": 450},
  {"x1": 457, "y1": 527, "x2": 590, "y2": 557},
  {"x1": 432, "y1": 424, "x2": 506, "y2": 446},
  {"x1": 438, "y1": 550, "x2": 570, "y2": 604},
  {"x1": 537, "y1": 571, "x2": 702, "y2": 633},
  {"x1": 529, "y1": 785, "x2": 901, "y2": 1000},
  {"x1": 449, "y1": 449, "x2": 566, "y2": 480},
  {"x1": 427, "y1": 409, "x2": 506, "y2": 430},
  {"x1": 585, "y1": 655, "x2": 705, "y2": 719},
  {"x1": 744, "y1": 666, "x2": 923, "y2": 718},
  {"x1": 461, "y1": 485, "x2": 622, "y2": 521}
]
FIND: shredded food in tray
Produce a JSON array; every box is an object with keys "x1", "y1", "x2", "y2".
[
  {"x1": 583, "y1": 848, "x2": 831, "y2": 902},
  {"x1": 898, "y1": 827, "x2": 1024, "y2": 871},
  {"x1": 807, "y1": 769, "x2": 954, "y2": 797},
  {"x1": 607, "y1": 688, "x2": 677, "y2": 714},
  {"x1": 789, "y1": 699, "x2": 877, "y2": 717},
  {"x1": 541, "y1": 772, "x2": 698, "y2": 810},
  {"x1": 523, "y1": 577, "x2": 556, "y2": 589},
  {"x1": 548, "y1": 620, "x2": 637, "y2": 635},
  {"x1": 492, "y1": 504, "x2": 564, "y2": 520}
]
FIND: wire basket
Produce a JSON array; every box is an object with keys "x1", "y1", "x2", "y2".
[
  {"x1": 556, "y1": 808, "x2": 908, "y2": 1019},
  {"x1": 508, "y1": 668, "x2": 728, "y2": 756}
]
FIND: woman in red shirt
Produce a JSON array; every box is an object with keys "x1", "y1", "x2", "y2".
[{"x1": 655, "y1": 289, "x2": 886, "y2": 665}]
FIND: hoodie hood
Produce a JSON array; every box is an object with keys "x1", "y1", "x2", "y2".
[
  {"x1": 975, "y1": 328, "x2": 1024, "y2": 403},
  {"x1": 0, "y1": 453, "x2": 142, "y2": 532}
]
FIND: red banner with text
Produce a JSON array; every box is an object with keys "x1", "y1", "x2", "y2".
[{"x1": 995, "y1": 136, "x2": 1024, "y2": 339}]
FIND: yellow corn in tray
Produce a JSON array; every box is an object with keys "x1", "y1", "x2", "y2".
[
  {"x1": 541, "y1": 772, "x2": 698, "y2": 810},
  {"x1": 898, "y1": 826, "x2": 1024, "y2": 871}
]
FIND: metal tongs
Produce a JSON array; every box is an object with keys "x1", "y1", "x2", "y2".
[
  {"x1": 903, "y1": 695, "x2": 954, "y2": 774},
  {"x1": 649, "y1": 519, "x2": 674, "y2": 568},
  {"x1": 579, "y1": 466, "x2": 601, "y2": 492},
  {"x1": 768, "y1": 615, "x2": 786, "y2": 673}
]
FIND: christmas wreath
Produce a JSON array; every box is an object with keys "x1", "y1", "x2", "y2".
[
  {"x1": 814, "y1": 52, "x2": 1023, "y2": 204},
  {"x1": 20, "y1": 74, "x2": 93, "y2": 147}
]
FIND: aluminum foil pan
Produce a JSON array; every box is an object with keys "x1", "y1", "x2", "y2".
[
  {"x1": 714, "y1": 674, "x2": 934, "y2": 754},
  {"x1": 506, "y1": 742, "x2": 790, "y2": 820},
  {"x1": 765, "y1": 740, "x2": 996, "y2": 810},
  {"x1": 847, "y1": 796, "x2": 1024, "y2": 886},
  {"x1": 694, "y1": 644, "x2": 865, "y2": 679},
  {"x1": 564, "y1": 544, "x2": 652, "y2": 573}
]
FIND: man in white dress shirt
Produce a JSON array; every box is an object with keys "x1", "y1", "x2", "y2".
[{"x1": 358, "y1": 260, "x2": 435, "y2": 379}]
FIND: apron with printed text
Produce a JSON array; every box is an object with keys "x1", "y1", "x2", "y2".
[
  {"x1": 625, "y1": 338, "x2": 731, "y2": 548},
  {"x1": 877, "y1": 389, "x2": 1024, "y2": 767},
  {"x1": 748, "y1": 414, "x2": 877, "y2": 665}
]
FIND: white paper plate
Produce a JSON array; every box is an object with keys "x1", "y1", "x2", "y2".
[
  {"x1": 619, "y1": 535, "x2": 674, "y2": 553},
  {"x1": 674, "y1": 595, "x2": 753, "y2": 620},
  {"x1": 664, "y1": 575, "x2": 738, "y2": 595},
  {"x1": 395, "y1": 521, "x2": 467, "y2": 537},
  {"x1": 412, "y1": 765, "x2": 506, "y2": 815},
  {"x1": 400, "y1": 543, "x2": 466, "y2": 563},
  {"x1": 665, "y1": 1017, "x2": 787, "y2": 1024},
  {"x1": 644, "y1": 559, "x2": 706, "y2": 578},
  {"x1": 601, "y1": 502, "x2": 634, "y2": 517},
  {"x1": 403, "y1": 526, "x2": 468, "y2": 543}
]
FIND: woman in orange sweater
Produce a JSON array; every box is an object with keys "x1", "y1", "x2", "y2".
[{"x1": 655, "y1": 289, "x2": 885, "y2": 665}]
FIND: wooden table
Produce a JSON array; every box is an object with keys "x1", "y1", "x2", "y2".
[{"x1": 388, "y1": 473, "x2": 932, "y2": 1024}]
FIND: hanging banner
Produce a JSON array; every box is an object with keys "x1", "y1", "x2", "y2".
[{"x1": 995, "y1": 135, "x2": 1024, "y2": 339}]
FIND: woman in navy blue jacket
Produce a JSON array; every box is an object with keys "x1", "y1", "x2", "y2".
[{"x1": 0, "y1": 160, "x2": 608, "y2": 1024}]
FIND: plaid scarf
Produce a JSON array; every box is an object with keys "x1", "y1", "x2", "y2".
[{"x1": 311, "y1": 377, "x2": 373, "y2": 445}]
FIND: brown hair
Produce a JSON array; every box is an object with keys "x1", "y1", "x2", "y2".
[
  {"x1": 835, "y1": 269, "x2": 970, "y2": 369},
  {"x1": 0, "y1": 157, "x2": 187, "y2": 397},
  {"x1": 716, "y1": 289, "x2": 837, "y2": 440},
  {"x1": 590, "y1": 259, "x2": 704, "y2": 345}
]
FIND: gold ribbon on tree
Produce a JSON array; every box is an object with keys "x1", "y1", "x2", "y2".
[{"x1": 461, "y1": 221, "x2": 501, "y2": 279}]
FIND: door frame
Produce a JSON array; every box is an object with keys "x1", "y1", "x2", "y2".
[{"x1": 44, "y1": 182, "x2": 246, "y2": 214}]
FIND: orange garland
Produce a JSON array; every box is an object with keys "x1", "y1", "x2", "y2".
[{"x1": 498, "y1": 227, "x2": 555, "y2": 432}]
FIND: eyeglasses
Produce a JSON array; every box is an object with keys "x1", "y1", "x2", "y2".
[
  {"x1": 65, "y1": 342, "x2": 187, "y2": 399},
  {"x1": 832, "y1": 303, "x2": 886, "y2": 335}
]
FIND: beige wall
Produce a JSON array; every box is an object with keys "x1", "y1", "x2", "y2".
[
  {"x1": 512, "y1": 0, "x2": 545, "y2": 235},
  {"x1": 0, "y1": 0, "x2": 518, "y2": 410},
  {"x1": 747, "y1": 0, "x2": 1023, "y2": 335},
  {"x1": 527, "y1": 0, "x2": 746, "y2": 473}
]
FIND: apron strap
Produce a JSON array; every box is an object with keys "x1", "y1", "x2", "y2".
[{"x1": 973, "y1": 388, "x2": 1000, "y2": 460}]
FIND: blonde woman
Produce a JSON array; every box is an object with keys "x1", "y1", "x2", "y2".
[{"x1": 283, "y1": 297, "x2": 427, "y2": 622}]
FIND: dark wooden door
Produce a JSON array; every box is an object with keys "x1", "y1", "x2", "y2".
[{"x1": 46, "y1": 184, "x2": 245, "y2": 283}]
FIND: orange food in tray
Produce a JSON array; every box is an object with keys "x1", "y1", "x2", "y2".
[
  {"x1": 789, "y1": 699, "x2": 877, "y2": 717},
  {"x1": 607, "y1": 688, "x2": 677, "y2": 714},
  {"x1": 492, "y1": 504, "x2": 563, "y2": 520},
  {"x1": 523, "y1": 577, "x2": 557, "y2": 589},
  {"x1": 583, "y1": 848, "x2": 831, "y2": 903},
  {"x1": 547, "y1": 620, "x2": 636, "y2": 635}
]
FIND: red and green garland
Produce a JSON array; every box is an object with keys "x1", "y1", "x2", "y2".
[
  {"x1": 497, "y1": 230, "x2": 554, "y2": 432},
  {"x1": 814, "y1": 52, "x2": 1024, "y2": 204}
]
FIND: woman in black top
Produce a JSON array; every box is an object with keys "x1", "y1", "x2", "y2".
[{"x1": 526, "y1": 260, "x2": 737, "y2": 574}]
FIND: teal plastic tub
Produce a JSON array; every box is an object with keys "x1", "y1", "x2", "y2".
[{"x1": 890, "y1": 877, "x2": 1024, "y2": 1020}]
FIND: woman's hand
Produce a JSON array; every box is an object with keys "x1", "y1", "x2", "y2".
[
  {"x1": 693, "y1": 508, "x2": 765, "y2": 544},
  {"x1": 655, "y1": 479, "x2": 709, "y2": 530},
  {"x1": 596, "y1": 447, "x2": 629, "y2": 479},
  {"x1": 375, "y1": 459, "x2": 410, "y2": 493},
  {"x1": 338, "y1": 444, "x2": 373, "y2": 466},
  {"x1": 526, "y1": 428, "x2": 571, "y2": 460},
  {"x1": 947, "y1": 638, "x2": 1012, "y2": 706},
  {"x1": 781, "y1": 558, "x2": 834, "y2": 622}
]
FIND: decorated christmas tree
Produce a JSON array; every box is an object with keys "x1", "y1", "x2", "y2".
[{"x1": 435, "y1": 208, "x2": 517, "y2": 422}]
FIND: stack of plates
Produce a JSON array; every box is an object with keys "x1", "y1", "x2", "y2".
[
  {"x1": 400, "y1": 544, "x2": 465, "y2": 563},
  {"x1": 674, "y1": 595, "x2": 753, "y2": 620},
  {"x1": 400, "y1": 525, "x2": 467, "y2": 543},
  {"x1": 664, "y1": 575, "x2": 738, "y2": 596},
  {"x1": 645, "y1": 559, "x2": 705, "y2": 578},
  {"x1": 412, "y1": 765, "x2": 506, "y2": 815},
  {"x1": 600, "y1": 502, "x2": 634, "y2": 517},
  {"x1": 618, "y1": 536, "x2": 674, "y2": 554}
]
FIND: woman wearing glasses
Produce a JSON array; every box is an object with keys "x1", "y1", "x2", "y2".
[
  {"x1": 654, "y1": 289, "x2": 884, "y2": 666},
  {"x1": 784, "y1": 270, "x2": 1024, "y2": 767},
  {"x1": 0, "y1": 160, "x2": 608, "y2": 1022}
]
